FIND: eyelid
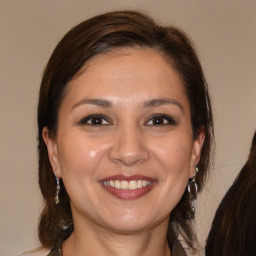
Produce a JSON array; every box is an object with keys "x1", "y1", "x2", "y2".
[
  {"x1": 145, "y1": 114, "x2": 177, "y2": 126},
  {"x1": 77, "y1": 114, "x2": 112, "y2": 126}
]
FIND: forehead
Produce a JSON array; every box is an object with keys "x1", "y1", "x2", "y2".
[{"x1": 62, "y1": 48, "x2": 189, "y2": 111}]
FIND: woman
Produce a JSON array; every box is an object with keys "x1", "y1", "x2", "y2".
[
  {"x1": 205, "y1": 131, "x2": 256, "y2": 256},
  {"x1": 31, "y1": 10, "x2": 213, "y2": 256}
]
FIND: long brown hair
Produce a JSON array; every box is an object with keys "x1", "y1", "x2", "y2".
[
  {"x1": 37, "y1": 10, "x2": 214, "y2": 252},
  {"x1": 205, "y1": 131, "x2": 256, "y2": 256}
]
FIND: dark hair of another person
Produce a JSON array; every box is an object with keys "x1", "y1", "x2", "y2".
[
  {"x1": 206, "y1": 131, "x2": 256, "y2": 256},
  {"x1": 37, "y1": 10, "x2": 214, "y2": 253}
]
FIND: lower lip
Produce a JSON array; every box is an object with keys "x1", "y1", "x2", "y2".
[{"x1": 100, "y1": 183, "x2": 155, "y2": 200}]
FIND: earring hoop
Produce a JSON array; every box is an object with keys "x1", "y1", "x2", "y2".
[{"x1": 54, "y1": 173, "x2": 60, "y2": 204}]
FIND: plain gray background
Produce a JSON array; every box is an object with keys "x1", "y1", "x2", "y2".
[{"x1": 1, "y1": 1, "x2": 256, "y2": 255}]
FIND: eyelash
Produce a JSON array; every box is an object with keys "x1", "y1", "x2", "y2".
[
  {"x1": 78, "y1": 114, "x2": 112, "y2": 126},
  {"x1": 145, "y1": 114, "x2": 177, "y2": 126},
  {"x1": 77, "y1": 114, "x2": 177, "y2": 127}
]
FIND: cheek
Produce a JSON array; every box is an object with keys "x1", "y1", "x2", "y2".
[
  {"x1": 150, "y1": 134, "x2": 192, "y2": 205},
  {"x1": 57, "y1": 136, "x2": 108, "y2": 180},
  {"x1": 152, "y1": 134, "x2": 193, "y2": 173}
]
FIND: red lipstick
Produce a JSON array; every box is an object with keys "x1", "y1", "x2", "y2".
[{"x1": 100, "y1": 175, "x2": 156, "y2": 200}]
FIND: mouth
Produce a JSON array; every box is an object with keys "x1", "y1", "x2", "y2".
[
  {"x1": 100, "y1": 175, "x2": 156, "y2": 200},
  {"x1": 103, "y1": 180, "x2": 152, "y2": 190}
]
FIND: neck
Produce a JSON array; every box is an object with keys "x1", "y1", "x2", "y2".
[{"x1": 62, "y1": 219, "x2": 171, "y2": 256}]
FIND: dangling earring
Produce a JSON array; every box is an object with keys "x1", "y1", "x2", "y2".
[
  {"x1": 54, "y1": 173, "x2": 60, "y2": 204},
  {"x1": 187, "y1": 166, "x2": 198, "y2": 219}
]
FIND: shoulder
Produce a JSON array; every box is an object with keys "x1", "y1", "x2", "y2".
[{"x1": 20, "y1": 247, "x2": 50, "y2": 256}]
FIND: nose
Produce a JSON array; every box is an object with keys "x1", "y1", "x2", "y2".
[{"x1": 109, "y1": 125, "x2": 149, "y2": 166}]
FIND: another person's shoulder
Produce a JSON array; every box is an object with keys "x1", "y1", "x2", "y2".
[{"x1": 20, "y1": 247, "x2": 50, "y2": 256}]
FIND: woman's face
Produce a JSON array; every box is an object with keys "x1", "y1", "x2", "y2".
[{"x1": 44, "y1": 48, "x2": 203, "y2": 233}]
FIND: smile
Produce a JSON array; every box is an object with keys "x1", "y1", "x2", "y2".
[
  {"x1": 100, "y1": 175, "x2": 156, "y2": 200},
  {"x1": 103, "y1": 180, "x2": 152, "y2": 190}
]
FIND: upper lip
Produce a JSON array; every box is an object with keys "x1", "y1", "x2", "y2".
[{"x1": 100, "y1": 174, "x2": 156, "y2": 182}]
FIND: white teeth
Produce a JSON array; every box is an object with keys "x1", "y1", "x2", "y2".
[
  {"x1": 129, "y1": 180, "x2": 137, "y2": 190},
  {"x1": 120, "y1": 180, "x2": 129, "y2": 189},
  {"x1": 110, "y1": 180, "x2": 115, "y2": 187},
  {"x1": 103, "y1": 180, "x2": 152, "y2": 190},
  {"x1": 114, "y1": 180, "x2": 120, "y2": 189},
  {"x1": 137, "y1": 180, "x2": 143, "y2": 188}
]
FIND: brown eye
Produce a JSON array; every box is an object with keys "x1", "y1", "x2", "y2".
[
  {"x1": 88, "y1": 117, "x2": 105, "y2": 125},
  {"x1": 146, "y1": 114, "x2": 177, "y2": 126},
  {"x1": 78, "y1": 114, "x2": 111, "y2": 126}
]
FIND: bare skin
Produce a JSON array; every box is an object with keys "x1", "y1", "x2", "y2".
[
  {"x1": 63, "y1": 218, "x2": 170, "y2": 256},
  {"x1": 43, "y1": 48, "x2": 204, "y2": 256}
]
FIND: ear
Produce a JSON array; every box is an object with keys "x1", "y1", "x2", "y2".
[
  {"x1": 42, "y1": 127, "x2": 61, "y2": 178},
  {"x1": 189, "y1": 127, "x2": 205, "y2": 177}
]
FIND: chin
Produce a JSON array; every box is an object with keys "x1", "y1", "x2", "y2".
[
  {"x1": 100, "y1": 210, "x2": 161, "y2": 234},
  {"x1": 106, "y1": 220, "x2": 151, "y2": 234}
]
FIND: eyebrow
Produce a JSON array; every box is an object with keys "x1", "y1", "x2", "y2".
[
  {"x1": 72, "y1": 98, "x2": 113, "y2": 109},
  {"x1": 144, "y1": 98, "x2": 184, "y2": 112},
  {"x1": 72, "y1": 97, "x2": 184, "y2": 112}
]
